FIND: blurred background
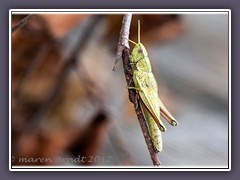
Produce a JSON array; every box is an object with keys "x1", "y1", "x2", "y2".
[{"x1": 11, "y1": 13, "x2": 229, "y2": 167}]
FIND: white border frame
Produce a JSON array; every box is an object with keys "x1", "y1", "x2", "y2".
[{"x1": 9, "y1": 9, "x2": 231, "y2": 171}]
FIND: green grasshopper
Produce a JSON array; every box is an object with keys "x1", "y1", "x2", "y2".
[{"x1": 128, "y1": 20, "x2": 178, "y2": 152}]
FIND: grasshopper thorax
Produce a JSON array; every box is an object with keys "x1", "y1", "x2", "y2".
[{"x1": 131, "y1": 43, "x2": 152, "y2": 72}]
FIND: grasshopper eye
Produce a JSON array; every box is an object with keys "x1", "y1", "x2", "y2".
[{"x1": 138, "y1": 49, "x2": 143, "y2": 53}]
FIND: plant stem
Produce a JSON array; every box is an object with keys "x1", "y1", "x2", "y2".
[{"x1": 115, "y1": 14, "x2": 161, "y2": 166}]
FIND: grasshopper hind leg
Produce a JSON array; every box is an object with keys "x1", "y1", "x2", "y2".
[{"x1": 158, "y1": 98, "x2": 178, "y2": 126}]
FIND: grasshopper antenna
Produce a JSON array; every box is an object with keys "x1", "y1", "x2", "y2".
[{"x1": 138, "y1": 20, "x2": 140, "y2": 44}]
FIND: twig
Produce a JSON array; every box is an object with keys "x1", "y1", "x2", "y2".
[
  {"x1": 116, "y1": 14, "x2": 161, "y2": 166},
  {"x1": 12, "y1": 14, "x2": 36, "y2": 33},
  {"x1": 112, "y1": 14, "x2": 132, "y2": 71}
]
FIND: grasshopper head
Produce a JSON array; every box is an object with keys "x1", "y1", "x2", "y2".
[{"x1": 132, "y1": 43, "x2": 148, "y2": 59}]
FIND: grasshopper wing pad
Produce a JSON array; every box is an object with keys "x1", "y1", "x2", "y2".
[{"x1": 134, "y1": 71, "x2": 166, "y2": 132}]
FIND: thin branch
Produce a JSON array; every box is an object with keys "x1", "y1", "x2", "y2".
[
  {"x1": 12, "y1": 14, "x2": 36, "y2": 33},
  {"x1": 112, "y1": 14, "x2": 132, "y2": 71},
  {"x1": 116, "y1": 14, "x2": 161, "y2": 166}
]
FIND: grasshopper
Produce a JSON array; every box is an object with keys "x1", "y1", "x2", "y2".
[{"x1": 128, "y1": 20, "x2": 178, "y2": 152}]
